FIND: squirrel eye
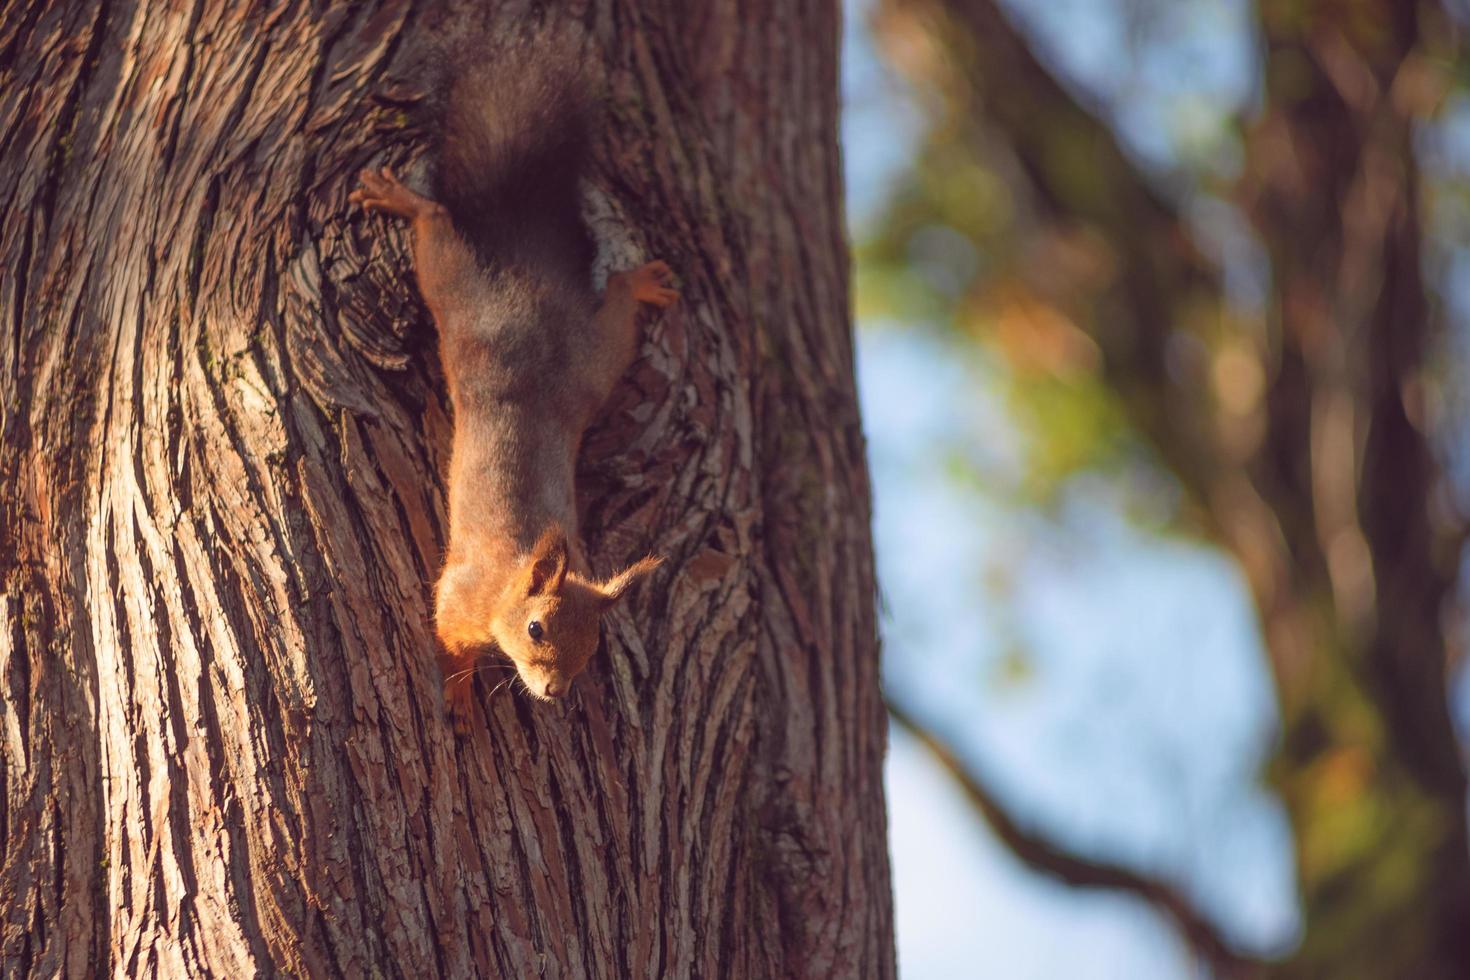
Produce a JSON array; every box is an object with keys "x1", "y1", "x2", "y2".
[{"x1": 527, "y1": 620, "x2": 544, "y2": 641}]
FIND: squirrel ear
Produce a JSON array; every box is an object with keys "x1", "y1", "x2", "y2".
[
  {"x1": 599, "y1": 555, "x2": 662, "y2": 607},
  {"x1": 525, "y1": 528, "x2": 570, "y2": 595}
]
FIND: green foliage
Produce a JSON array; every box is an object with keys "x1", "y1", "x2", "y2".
[{"x1": 859, "y1": 129, "x2": 1170, "y2": 521}]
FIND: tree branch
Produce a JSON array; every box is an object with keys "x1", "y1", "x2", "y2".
[
  {"x1": 886, "y1": 696, "x2": 1264, "y2": 979},
  {"x1": 882, "y1": 0, "x2": 1185, "y2": 234},
  {"x1": 876, "y1": 0, "x2": 1227, "y2": 514}
]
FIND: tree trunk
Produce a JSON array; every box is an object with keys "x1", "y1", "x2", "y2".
[
  {"x1": 1243, "y1": 5, "x2": 1470, "y2": 974},
  {"x1": 0, "y1": 2, "x2": 895, "y2": 977}
]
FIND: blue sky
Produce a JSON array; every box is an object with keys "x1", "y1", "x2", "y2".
[{"x1": 858, "y1": 328, "x2": 1296, "y2": 977}]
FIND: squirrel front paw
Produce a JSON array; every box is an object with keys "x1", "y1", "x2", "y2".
[
  {"x1": 443, "y1": 670, "x2": 476, "y2": 735},
  {"x1": 625, "y1": 260, "x2": 680, "y2": 309},
  {"x1": 438, "y1": 646, "x2": 480, "y2": 735}
]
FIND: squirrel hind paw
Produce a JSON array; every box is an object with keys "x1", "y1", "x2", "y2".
[
  {"x1": 350, "y1": 167, "x2": 433, "y2": 220},
  {"x1": 628, "y1": 260, "x2": 680, "y2": 309}
]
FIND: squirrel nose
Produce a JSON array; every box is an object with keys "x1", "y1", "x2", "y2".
[{"x1": 543, "y1": 681, "x2": 565, "y2": 699}]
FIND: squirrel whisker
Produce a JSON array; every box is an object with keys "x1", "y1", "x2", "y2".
[{"x1": 442, "y1": 662, "x2": 516, "y2": 686}]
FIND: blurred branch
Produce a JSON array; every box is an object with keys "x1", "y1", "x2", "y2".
[
  {"x1": 880, "y1": 0, "x2": 1188, "y2": 234},
  {"x1": 886, "y1": 696, "x2": 1263, "y2": 979},
  {"x1": 876, "y1": 0, "x2": 1227, "y2": 514}
]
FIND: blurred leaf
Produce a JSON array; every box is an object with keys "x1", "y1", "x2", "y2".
[{"x1": 988, "y1": 643, "x2": 1037, "y2": 693}]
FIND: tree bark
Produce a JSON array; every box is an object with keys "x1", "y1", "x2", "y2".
[{"x1": 0, "y1": 1, "x2": 895, "y2": 977}]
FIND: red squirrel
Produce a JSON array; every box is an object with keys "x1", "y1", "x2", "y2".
[{"x1": 350, "y1": 39, "x2": 674, "y2": 726}]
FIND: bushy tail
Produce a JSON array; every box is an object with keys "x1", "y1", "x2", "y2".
[{"x1": 433, "y1": 29, "x2": 594, "y2": 267}]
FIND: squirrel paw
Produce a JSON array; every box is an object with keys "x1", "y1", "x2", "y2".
[
  {"x1": 349, "y1": 166, "x2": 437, "y2": 221},
  {"x1": 439, "y1": 651, "x2": 479, "y2": 735},
  {"x1": 626, "y1": 260, "x2": 680, "y2": 309},
  {"x1": 444, "y1": 674, "x2": 475, "y2": 736}
]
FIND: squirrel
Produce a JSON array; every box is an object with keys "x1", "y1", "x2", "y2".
[{"x1": 349, "y1": 34, "x2": 675, "y2": 727}]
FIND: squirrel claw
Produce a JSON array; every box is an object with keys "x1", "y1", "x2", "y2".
[{"x1": 626, "y1": 260, "x2": 680, "y2": 309}]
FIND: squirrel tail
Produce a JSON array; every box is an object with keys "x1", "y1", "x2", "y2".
[{"x1": 433, "y1": 28, "x2": 595, "y2": 266}]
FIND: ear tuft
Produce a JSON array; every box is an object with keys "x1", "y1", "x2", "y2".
[
  {"x1": 600, "y1": 554, "x2": 662, "y2": 606},
  {"x1": 525, "y1": 527, "x2": 570, "y2": 595}
]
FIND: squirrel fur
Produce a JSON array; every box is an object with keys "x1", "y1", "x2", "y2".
[{"x1": 350, "y1": 32, "x2": 674, "y2": 727}]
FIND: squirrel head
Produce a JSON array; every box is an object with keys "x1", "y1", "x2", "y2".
[{"x1": 489, "y1": 527, "x2": 661, "y2": 700}]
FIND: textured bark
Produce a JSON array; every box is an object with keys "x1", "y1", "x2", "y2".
[{"x1": 0, "y1": 1, "x2": 894, "y2": 977}]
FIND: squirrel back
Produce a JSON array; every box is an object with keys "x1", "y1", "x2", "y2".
[{"x1": 433, "y1": 32, "x2": 596, "y2": 281}]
